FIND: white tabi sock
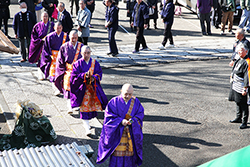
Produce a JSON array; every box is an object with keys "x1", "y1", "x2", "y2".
[
  {"x1": 52, "y1": 83, "x2": 60, "y2": 96},
  {"x1": 82, "y1": 119, "x2": 91, "y2": 135},
  {"x1": 67, "y1": 99, "x2": 73, "y2": 114},
  {"x1": 37, "y1": 68, "x2": 45, "y2": 80}
]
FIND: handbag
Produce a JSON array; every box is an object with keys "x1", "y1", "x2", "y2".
[
  {"x1": 222, "y1": 3, "x2": 233, "y2": 12},
  {"x1": 52, "y1": 4, "x2": 58, "y2": 19},
  {"x1": 149, "y1": 7, "x2": 154, "y2": 15}
]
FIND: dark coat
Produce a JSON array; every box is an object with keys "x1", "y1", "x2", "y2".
[
  {"x1": 105, "y1": 3, "x2": 119, "y2": 29},
  {"x1": 126, "y1": 0, "x2": 136, "y2": 17},
  {"x1": 146, "y1": 0, "x2": 158, "y2": 19},
  {"x1": 132, "y1": 1, "x2": 149, "y2": 27},
  {"x1": 13, "y1": 11, "x2": 36, "y2": 38},
  {"x1": 161, "y1": 0, "x2": 174, "y2": 24},
  {"x1": 19, "y1": 0, "x2": 38, "y2": 12},
  {"x1": 86, "y1": 0, "x2": 95, "y2": 13},
  {"x1": 58, "y1": 9, "x2": 73, "y2": 33},
  {"x1": 42, "y1": 0, "x2": 58, "y2": 17},
  {"x1": 0, "y1": 0, "x2": 10, "y2": 19}
]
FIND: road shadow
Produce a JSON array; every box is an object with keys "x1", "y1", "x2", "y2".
[
  {"x1": 144, "y1": 115, "x2": 200, "y2": 124},
  {"x1": 142, "y1": 133, "x2": 222, "y2": 166}
]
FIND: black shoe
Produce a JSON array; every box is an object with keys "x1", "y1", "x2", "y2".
[
  {"x1": 202, "y1": 32, "x2": 207, "y2": 35},
  {"x1": 107, "y1": 52, "x2": 112, "y2": 55},
  {"x1": 240, "y1": 123, "x2": 247, "y2": 129},
  {"x1": 112, "y1": 52, "x2": 119, "y2": 57},
  {"x1": 229, "y1": 118, "x2": 242, "y2": 123},
  {"x1": 207, "y1": 32, "x2": 212, "y2": 35}
]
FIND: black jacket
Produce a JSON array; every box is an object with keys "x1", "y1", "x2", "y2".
[
  {"x1": 0, "y1": 0, "x2": 10, "y2": 19},
  {"x1": 58, "y1": 9, "x2": 73, "y2": 33},
  {"x1": 42, "y1": 0, "x2": 58, "y2": 17}
]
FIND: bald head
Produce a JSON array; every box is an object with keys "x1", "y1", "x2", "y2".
[{"x1": 121, "y1": 84, "x2": 133, "y2": 102}]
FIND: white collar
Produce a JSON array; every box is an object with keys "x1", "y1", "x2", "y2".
[
  {"x1": 71, "y1": 41, "x2": 78, "y2": 49},
  {"x1": 57, "y1": 32, "x2": 62, "y2": 37}
]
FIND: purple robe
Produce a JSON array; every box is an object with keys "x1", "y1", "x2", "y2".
[
  {"x1": 97, "y1": 95, "x2": 144, "y2": 167},
  {"x1": 40, "y1": 31, "x2": 69, "y2": 81},
  {"x1": 28, "y1": 21, "x2": 54, "y2": 65},
  {"x1": 70, "y1": 58, "x2": 108, "y2": 119},
  {"x1": 54, "y1": 41, "x2": 84, "y2": 99}
]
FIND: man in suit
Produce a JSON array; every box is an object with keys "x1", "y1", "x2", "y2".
[
  {"x1": 58, "y1": 2, "x2": 73, "y2": 33},
  {"x1": 0, "y1": 0, "x2": 10, "y2": 37},
  {"x1": 13, "y1": 2, "x2": 36, "y2": 62},
  {"x1": 105, "y1": 0, "x2": 119, "y2": 57}
]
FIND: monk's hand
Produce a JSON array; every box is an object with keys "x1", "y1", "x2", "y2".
[
  {"x1": 122, "y1": 119, "x2": 129, "y2": 126},
  {"x1": 86, "y1": 71, "x2": 90, "y2": 78}
]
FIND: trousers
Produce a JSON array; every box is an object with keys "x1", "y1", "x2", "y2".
[
  {"x1": 238, "y1": 9, "x2": 250, "y2": 30},
  {"x1": 19, "y1": 37, "x2": 31, "y2": 60},
  {"x1": 221, "y1": 11, "x2": 234, "y2": 32},
  {"x1": 162, "y1": 23, "x2": 173, "y2": 46},
  {"x1": 108, "y1": 27, "x2": 118, "y2": 54},
  {"x1": 135, "y1": 26, "x2": 147, "y2": 51},
  {"x1": 199, "y1": 12, "x2": 211, "y2": 33}
]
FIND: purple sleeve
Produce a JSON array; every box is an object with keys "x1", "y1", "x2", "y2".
[
  {"x1": 54, "y1": 46, "x2": 66, "y2": 93},
  {"x1": 97, "y1": 98, "x2": 124, "y2": 164}
]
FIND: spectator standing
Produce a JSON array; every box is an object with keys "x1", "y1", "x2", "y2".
[
  {"x1": 228, "y1": 43, "x2": 249, "y2": 129},
  {"x1": 13, "y1": 2, "x2": 36, "y2": 62},
  {"x1": 75, "y1": 0, "x2": 91, "y2": 45},
  {"x1": 70, "y1": 45, "x2": 108, "y2": 136},
  {"x1": 19, "y1": 0, "x2": 38, "y2": 19},
  {"x1": 58, "y1": 2, "x2": 73, "y2": 34},
  {"x1": 97, "y1": 84, "x2": 144, "y2": 166},
  {"x1": 86, "y1": 0, "x2": 95, "y2": 28},
  {"x1": 238, "y1": 0, "x2": 250, "y2": 33},
  {"x1": 197, "y1": 0, "x2": 213, "y2": 35},
  {"x1": 158, "y1": 0, "x2": 175, "y2": 50},
  {"x1": 131, "y1": 0, "x2": 149, "y2": 53},
  {"x1": 29, "y1": 12, "x2": 54, "y2": 80},
  {"x1": 220, "y1": 0, "x2": 235, "y2": 35},
  {"x1": 105, "y1": 0, "x2": 119, "y2": 56},
  {"x1": 0, "y1": 0, "x2": 10, "y2": 37},
  {"x1": 55, "y1": 31, "x2": 83, "y2": 114},
  {"x1": 70, "y1": 0, "x2": 79, "y2": 16},
  {"x1": 35, "y1": 1, "x2": 43, "y2": 22},
  {"x1": 42, "y1": 0, "x2": 58, "y2": 21},
  {"x1": 211, "y1": 0, "x2": 222, "y2": 29},
  {"x1": 126, "y1": 0, "x2": 136, "y2": 31},
  {"x1": 146, "y1": 0, "x2": 158, "y2": 29}
]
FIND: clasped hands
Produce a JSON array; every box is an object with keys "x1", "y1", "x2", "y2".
[
  {"x1": 85, "y1": 71, "x2": 94, "y2": 82},
  {"x1": 122, "y1": 119, "x2": 132, "y2": 126}
]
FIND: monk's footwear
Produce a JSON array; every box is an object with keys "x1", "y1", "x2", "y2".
[
  {"x1": 240, "y1": 123, "x2": 247, "y2": 129},
  {"x1": 67, "y1": 110, "x2": 73, "y2": 115},
  {"x1": 229, "y1": 118, "x2": 242, "y2": 123}
]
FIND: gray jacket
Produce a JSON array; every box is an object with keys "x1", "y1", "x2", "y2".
[{"x1": 75, "y1": 7, "x2": 91, "y2": 37}]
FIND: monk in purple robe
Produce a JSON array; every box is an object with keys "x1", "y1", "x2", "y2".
[
  {"x1": 97, "y1": 84, "x2": 144, "y2": 167},
  {"x1": 55, "y1": 30, "x2": 83, "y2": 114},
  {"x1": 40, "y1": 22, "x2": 69, "y2": 95},
  {"x1": 28, "y1": 12, "x2": 54, "y2": 65},
  {"x1": 70, "y1": 45, "x2": 108, "y2": 135}
]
